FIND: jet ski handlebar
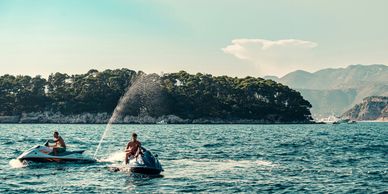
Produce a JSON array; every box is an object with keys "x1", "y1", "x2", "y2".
[{"x1": 140, "y1": 146, "x2": 147, "y2": 152}]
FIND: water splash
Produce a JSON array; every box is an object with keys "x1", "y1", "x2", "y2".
[
  {"x1": 102, "y1": 151, "x2": 130, "y2": 173},
  {"x1": 98, "y1": 151, "x2": 126, "y2": 163},
  {"x1": 94, "y1": 74, "x2": 163, "y2": 158},
  {"x1": 9, "y1": 159, "x2": 28, "y2": 168}
]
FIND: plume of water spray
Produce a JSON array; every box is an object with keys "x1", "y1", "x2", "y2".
[{"x1": 93, "y1": 74, "x2": 163, "y2": 158}]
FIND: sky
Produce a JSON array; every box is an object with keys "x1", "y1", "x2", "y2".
[{"x1": 0, "y1": 0, "x2": 387, "y2": 77}]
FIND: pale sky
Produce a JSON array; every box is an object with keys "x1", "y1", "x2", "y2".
[{"x1": 0, "y1": 0, "x2": 387, "y2": 77}]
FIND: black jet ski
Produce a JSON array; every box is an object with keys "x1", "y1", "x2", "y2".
[
  {"x1": 127, "y1": 147, "x2": 163, "y2": 175},
  {"x1": 17, "y1": 142, "x2": 96, "y2": 163}
]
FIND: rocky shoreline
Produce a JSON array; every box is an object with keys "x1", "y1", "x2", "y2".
[{"x1": 0, "y1": 112, "x2": 314, "y2": 124}]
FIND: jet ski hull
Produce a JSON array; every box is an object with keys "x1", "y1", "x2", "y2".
[
  {"x1": 130, "y1": 167, "x2": 162, "y2": 175},
  {"x1": 19, "y1": 157, "x2": 96, "y2": 163},
  {"x1": 127, "y1": 147, "x2": 163, "y2": 175},
  {"x1": 17, "y1": 145, "x2": 96, "y2": 163}
]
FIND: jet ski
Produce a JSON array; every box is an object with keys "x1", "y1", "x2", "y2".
[
  {"x1": 127, "y1": 147, "x2": 163, "y2": 175},
  {"x1": 17, "y1": 141, "x2": 96, "y2": 163}
]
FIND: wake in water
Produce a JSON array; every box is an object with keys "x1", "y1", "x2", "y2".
[
  {"x1": 9, "y1": 159, "x2": 28, "y2": 168},
  {"x1": 94, "y1": 74, "x2": 163, "y2": 158},
  {"x1": 99, "y1": 151, "x2": 133, "y2": 173},
  {"x1": 98, "y1": 151, "x2": 126, "y2": 163}
]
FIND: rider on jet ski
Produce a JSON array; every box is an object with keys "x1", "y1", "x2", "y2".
[
  {"x1": 47, "y1": 131, "x2": 66, "y2": 155},
  {"x1": 125, "y1": 133, "x2": 141, "y2": 164}
]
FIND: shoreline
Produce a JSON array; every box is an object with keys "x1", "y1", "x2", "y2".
[
  {"x1": 2, "y1": 112, "x2": 384, "y2": 125},
  {"x1": 1, "y1": 113, "x2": 385, "y2": 124},
  {"x1": 0, "y1": 112, "x2": 315, "y2": 125}
]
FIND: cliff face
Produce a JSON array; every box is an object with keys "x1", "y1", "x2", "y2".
[{"x1": 341, "y1": 96, "x2": 388, "y2": 121}]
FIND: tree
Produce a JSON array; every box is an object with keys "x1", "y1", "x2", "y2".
[{"x1": 0, "y1": 69, "x2": 312, "y2": 123}]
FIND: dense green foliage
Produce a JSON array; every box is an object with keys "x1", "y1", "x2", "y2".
[{"x1": 0, "y1": 69, "x2": 312, "y2": 122}]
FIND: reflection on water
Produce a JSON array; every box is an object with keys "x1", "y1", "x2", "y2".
[{"x1": 0, "y1": 123, "x2": 387, "y2": 193}]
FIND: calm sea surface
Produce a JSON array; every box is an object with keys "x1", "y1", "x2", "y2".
[{"x1": 0, "y1": 123, "x2": 387, "y2": 193}]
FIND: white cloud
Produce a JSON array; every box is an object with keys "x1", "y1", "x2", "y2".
[{"x1": 222, "y1": 39, "x2": 318, "y2": 76}]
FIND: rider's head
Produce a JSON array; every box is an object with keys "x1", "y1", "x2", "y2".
[
  {"x1": 132, "y1": 133, "x2": 137, "y2": 141},
  {"x1": 54, "y1": 131, "x2": 59, "y2": 138}
]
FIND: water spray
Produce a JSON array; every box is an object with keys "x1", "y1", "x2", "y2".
[{"x1": 93, "y1": 74, "x2": 162, "y2": 158}]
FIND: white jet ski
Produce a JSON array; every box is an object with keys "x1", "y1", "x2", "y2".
[
  {"x1": 17, "y1": 142, "x2": 96, "y2": 163},
  {"x1": 127, "y1": 147, "x2": 163, "y2": 175}
]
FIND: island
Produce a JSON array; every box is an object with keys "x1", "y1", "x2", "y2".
[{"x1": 0, "y1": 69, "x2": 313, "y2": 124}]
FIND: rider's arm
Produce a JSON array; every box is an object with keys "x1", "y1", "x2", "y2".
[
  {"x1": 125, "y1": 142, "x2": 131, "y2": 151},
  {"x1": 48, "y1": 139, "x2": 58, "y2": 143},
  {"x1": 135, "y1": 142, "x2": 142, "y2": 157},
  {"x1": 47, "y1": 139, "x2": 59, "y2": 147}
]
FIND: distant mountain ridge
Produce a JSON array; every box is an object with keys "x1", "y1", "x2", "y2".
[
  {"x1": 266, "y1": 64, "x2": 388, "y2": 90},
  {"x1": 265, "y1": 64, "x2": 388, "y2": 118},
  {"x1": 341, "y1": 96, "x2": 388, "y2": 121}
]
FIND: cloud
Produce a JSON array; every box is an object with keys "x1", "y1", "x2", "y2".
[{"x1": 222, "y1": 39, "x2": 318, "y2": 76}]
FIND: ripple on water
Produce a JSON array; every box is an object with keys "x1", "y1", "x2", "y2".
[
  {"x1": 0, "y1": 123, "x2": 387, "y2": 193},
  {"x1": 165, "y1": 158, "x2": 276, "y2": 179}
]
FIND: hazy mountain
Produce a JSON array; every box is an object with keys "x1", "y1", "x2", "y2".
[{"x1": 265, "y1": 64, "x2": 388, "y2": 118}]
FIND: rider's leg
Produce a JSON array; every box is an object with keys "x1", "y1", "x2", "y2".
[{"x1": 125, "y1": 152, "x2": 130, "y2": 164}]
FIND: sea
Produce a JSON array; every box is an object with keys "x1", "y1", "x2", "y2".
[{"x1": 0, "y1": 123, "x2": 387, "y2": 193}]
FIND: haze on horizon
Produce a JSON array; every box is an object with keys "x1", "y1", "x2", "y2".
[{"x1": 0, "y1": 0, "x2": 387, "y2": 77}]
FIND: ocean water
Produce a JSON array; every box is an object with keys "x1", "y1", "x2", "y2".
[{"x1": 0, "y1": 123, "x2": 387, "y2": 193}]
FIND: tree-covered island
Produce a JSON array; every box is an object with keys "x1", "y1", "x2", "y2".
[{"x1": 0, "y1": 69, "x2": 312, "y2": 124}]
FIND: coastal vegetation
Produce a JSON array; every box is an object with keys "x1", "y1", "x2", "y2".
[{"x1": 0, "y1": 69, "x2": 312, "y2": 123}]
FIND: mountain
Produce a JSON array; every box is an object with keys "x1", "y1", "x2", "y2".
[
  {"x1": 341, "y1": 96, "x2": 388, "y2": 121},
  {"x1": 264, "y1": 64, "x2": 388, "y2": 118}
]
